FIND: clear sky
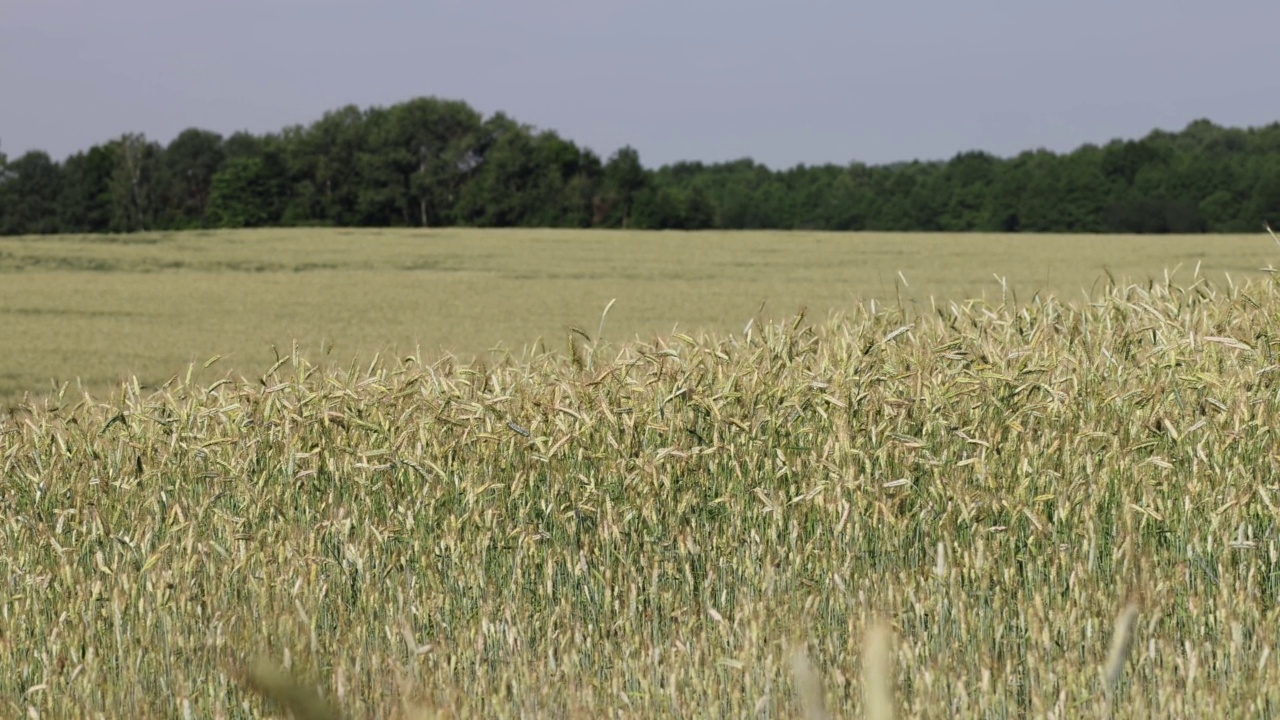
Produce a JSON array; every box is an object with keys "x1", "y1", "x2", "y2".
[{"x1": 2, "y1": 0, "x2": 1277, "y2": 170}]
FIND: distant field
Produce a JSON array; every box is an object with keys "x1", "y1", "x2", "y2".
[{"x1": 1, "y1": 228, "x2": 1276, "y2": 401}]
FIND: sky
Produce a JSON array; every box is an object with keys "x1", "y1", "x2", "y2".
[{"x1": 2, "y1": 0, "x2": 1278, "y2": 170}]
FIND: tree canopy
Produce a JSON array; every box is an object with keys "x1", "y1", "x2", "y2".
[{"x1": 2, "y1": 99, "x2": 1278, "y2": 235}]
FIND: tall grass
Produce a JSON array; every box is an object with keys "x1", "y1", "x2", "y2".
[{"x1": 4, "y1": 271, "x2": 1280, "y2": 717}]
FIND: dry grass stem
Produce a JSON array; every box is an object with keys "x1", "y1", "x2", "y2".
[
  {"x1": 789, "y1": 644, "x2": 830, "y2": 720},
  {"x1": 239, "y1": 658, "x2": 344, "y2": 720},
  {"x1": 863, "y1": 620, "x2": 895, "y2": 720},
  {"x1": 1102, "y1": 602, "x2": 1141, "y2": 714}
]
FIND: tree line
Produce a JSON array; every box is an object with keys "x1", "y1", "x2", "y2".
[{"x1": 2, "y1": 96, "x2": 1279, "y2": 235}]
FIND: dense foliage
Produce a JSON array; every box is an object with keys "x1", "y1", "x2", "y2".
[{"x1": 2, "y1": 96, "x2": 1279, "y2": 235}]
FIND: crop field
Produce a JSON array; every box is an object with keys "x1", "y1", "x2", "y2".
[
  {"x1": 5, "y1": 229, "x2": 1280, "y2": 718},
  {"x1": 1, "y1": 228, "x2": 1277, "y2": 403}
]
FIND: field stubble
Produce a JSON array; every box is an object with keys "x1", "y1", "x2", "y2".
[{"x1": 4, "y1": 262, "x2": 1280, "y2": 716}]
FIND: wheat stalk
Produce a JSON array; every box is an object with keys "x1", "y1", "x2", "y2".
[
  {"x1": 236, "y1": 657, "x2": 344, "y2": 720},
  {"x1": 789, "y1": 643, "x2": 830, "y2": 720},
  {"x1": 863, "y1": 619, "x2": 895, "y2": 720},
  {"x1": 1101, "y1": 601, "x2": 1141, "y2": 717}
]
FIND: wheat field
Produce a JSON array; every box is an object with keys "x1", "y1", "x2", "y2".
[
  {"x1": 5, "y1": 255, "x2": 1280, "y2": 717},
  {"x1": 2, "y1": 228, "x2": 1277, "y2": 402}
]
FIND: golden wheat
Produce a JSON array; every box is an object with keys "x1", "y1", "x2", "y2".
[{"x1": 4, "y1": 271, "x2": 1280, "y2": 717}]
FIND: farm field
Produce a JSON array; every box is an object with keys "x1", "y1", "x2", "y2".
[
  {"x1": 1, "y1": 228, "x2": 1277, "y2": 402},
  {"x1": 3, "y1": 268, "x2": 1280, "y2": 717}
]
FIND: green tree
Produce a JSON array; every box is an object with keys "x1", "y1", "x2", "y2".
[
  {"x1": 938, "y1": 151, "x2": 996, "y2": 230},
  {"x1": 7, "y1": 95, "x2": 1280, "y2": 235},
  {"x1": 871, "y1": 165, "x2": 926, "y2": 231},
  {"x1": 631, "y1": 187, "x2": 684, "y2": 229},
  {"x1": 0, "y1": 143, "x2": 13, "y2": 229},
  {"x1": 59, "y1": 144, "x2": 116, "y2": 232},
  {"x1": 108, "y1": 133, "x2": 160, "y2": 232},
  {"x1": 602, "y1": 146, "x2": 647, "y2": 228},
  {"x1": 284, "y1": 106, "x2": 366, "y2": 225},
  {"x1": 681, "y1": 185, "x2": 716, "y2": 229},
  {"x1": 207, "y1": 149, "x2": 288, "y2": 228},
  {"x1": 1054, "y1": 145, "x2": 1110, "y2": 232},
  {"x1": 453, "y1": 114, "x2": 543, "y2": 226},
  {"x1": 815, "y1": 164, "x2": 876, "y2": 231},
  {"x1": 157, "y1": 128, "x2": 225, "y2": 228},
  {"x1": 0, "y1": 150, "x2": 64, "y2": 234},
  {"x1": 559, "y1": 148, "x2": 604, "y2": 228},
  {"x1": 391, "y1": 98, "x2": 484, "y2": 227},
  {"x1": 1101, "y1": 138, "x2": 1168, "y2": 188},
  {"x1": 1199, "y1": 190, "x2": 1245, "y2": 231},
  {"x1": 1247, "y1": 157, "x2": 1280, "y2": 230},
  {"x1": 223, "y1": 131, "x2": 266, "y2": 160}
]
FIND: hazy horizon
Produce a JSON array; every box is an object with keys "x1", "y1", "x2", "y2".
[{"x1": 3, "y1": 0, "x2": 1278, "y2": 170}]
